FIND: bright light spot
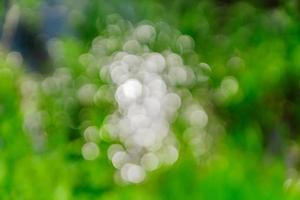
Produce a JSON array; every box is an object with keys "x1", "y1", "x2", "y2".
[
  {"x1": 143, "y1": 97, "x2": 161, "y2": 117},
  {"x1": 168, "y1": 66, "x2": 187, "y2": 85},
  {"x1": 135, "y1": 24, "x2": 156, "y2": 43},
  {"x1": 163, "y1": 145, "x2": 179, "y2": 165},
  {"x1": 147, "y1": 78, "x2": 167, "y2": 98},
  {"x1": 84, "y1": 126, "x2": 99, "y2": 142},
  {"x1": 82, "y1": 142, "x2": 99, "y2": 160},
  {"x1": 133, "y1": 128, "x2": 156, "y2": 147},
  {"x1": 122, "y1": 54, "x2": 142, "y2": 73},
  {"x1": 163, "y1": 93, "x2": 181, "y2": 111},
  {"x1": 141, "y1": 153, "x2": 159, "y2": 171},
  {"x1": 107, "y1": 144, "x2": 124, "y2": 160},
  {"x1": 123, "y1": 40, "x2": 141, "y2": 53},
  {"x1": 112, "y1": 151, "x2": 129, "y2": 169},
  {"x1": 110, "y1": 62, "x2": 129, "y2": 84},
  {"x1": 166, "y1": 53, "x2": 183, "y2": 66},
  {"x1": 129, "y1": 114, "x2": 151, "y2": 130},
  {"x1": 121, "y1": 163, "x2": 146, "y2": 183},
  {"x1": 150, "y1": 119, "x2": 169, "y2": 140},
  {"x1": 144, "y1": 53, "x2": 166, "y2": 73},
  {"x1": 188, "y1": 108, "x2": 208, "y2": 128},
  {"x1": 127, "y1": 104, "x2": 147, "y2": 116},
  {"x1": 122, "y1": 79, "x2": 142, "y2": 99}
]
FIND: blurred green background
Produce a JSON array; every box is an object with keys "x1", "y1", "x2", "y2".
[{"x1": 1, "y1": 0, "x2": 300, "y2": 199}]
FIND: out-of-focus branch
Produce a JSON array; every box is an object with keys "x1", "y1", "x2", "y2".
[{"x1": 1, "y1": 2, "x2": 20, "y2": 50}]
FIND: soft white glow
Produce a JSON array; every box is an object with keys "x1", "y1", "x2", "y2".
[
  {"x1": 134, "y1": 24, "x2": 156, "y2": 43},
  {"x1": 112, "y1": 151, "x2": 129, "y2": 169},
  {"x1": 82, "y1": 142, "x2": 99, "y2": 160},
  {"x1": 163, "y1": 145, "x2": 179, "y2": 165},
  {"x1": 141, "y1": 153, "x2": 159, "y2": 171},
  {"x1": 121, "y1": 163, "x2": 145, "y2": 183},
  {"x1": 122, "y1": 79, "x2": 142, "y2": 99},
  {"x1": 107, "y1": 144, "x2": 124, "y2": 160},
  {"x1": 83, "y1": 126, "x2": 99, "y2": 142},
  {"x1": 133, "y1": 128, "x2": 156, "y2": 147},
  {"x1": 80, "y1": 21, "x2": 204, "y2": 183}
]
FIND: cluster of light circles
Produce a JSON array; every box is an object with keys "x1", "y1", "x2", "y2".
[
  {"x1": 20, "y1": 66, "x2": 74, "y2": 152},
  {"x1": 78, "y1": 16, "x2": 210, "y2": 184},
  {"x1": 102, "y1": 53, "x2": 182, "y2": 184},
  {"x1": 17, "y1": 15, "x2": 214, "y2": 184},
  {"x1": 20, "y1": 77, "x2": 46, "y2": 151}
]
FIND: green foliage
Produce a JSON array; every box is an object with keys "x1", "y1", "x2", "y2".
[{"x1": 1, "y1": 0, "x2": 300, "y2": 199}]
